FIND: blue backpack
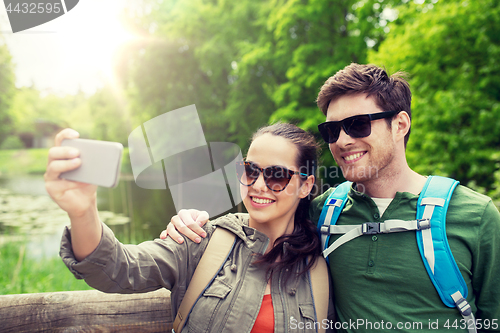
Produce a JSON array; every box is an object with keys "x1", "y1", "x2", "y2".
[{"x1": 318, "y1": 176, "x2": 476, "y2": 333}]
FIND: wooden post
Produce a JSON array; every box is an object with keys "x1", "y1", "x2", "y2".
[{"x1": 0, "y1": 289, "x2": 173, "y2": 332}]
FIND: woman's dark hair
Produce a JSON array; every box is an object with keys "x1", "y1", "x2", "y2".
[{"x1": 250, "y1": 122, "x2": 321, "y2": 284}]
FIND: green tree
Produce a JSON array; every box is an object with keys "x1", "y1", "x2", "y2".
[
  {"x1": 87, "y1": 86, "x2": 130, "y2": 145},
  {"x1": 262, "y1": 0, "x2": 404, "y2": 169},
  {"x1": 0, "y1": 41, "x2": 16, "y2": 146},
  {"x1": 370, "y1": 0, "x2": 500, "y2": 191},
  {"x1": 120, "y1": 0, "x2": 404, "y2": 160},
  {"x1": 9, "y1": 83, "x2": 133, "y2": 147},
  {"x1": 118, "y1": 0, "x2": 273, "y2": 149},
  {"x1": 9, "y1": 87, "x2": 40, "y2": 134},
  {"x1": 10, "y1": 88, "x2": 89, "y2": 137}
]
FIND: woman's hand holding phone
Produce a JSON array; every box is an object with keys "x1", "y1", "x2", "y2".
[
  {"x1": 45, "y1": 128, "x2": 98, "y2": 217},
  {"x1": 44, "y1": 128, "x2": 101, "y2": 261}
]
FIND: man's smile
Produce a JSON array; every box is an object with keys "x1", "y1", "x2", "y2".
[{"x1": 342, "y1": 151, "x2": 366, "y2": 163}]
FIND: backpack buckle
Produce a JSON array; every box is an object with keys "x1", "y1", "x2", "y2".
[
  {"x1": 362, "y1": 222, "x2": 380, "y2": 234},
  {"x1": 416, "y1": 218, "x2": 431, "y2": 230},
  {"x1": 320, "y1": 225, "x2": 330, "y2": 235},
  {"x1": 454, "y1": 296, "x2": 472, "y2": 316}
]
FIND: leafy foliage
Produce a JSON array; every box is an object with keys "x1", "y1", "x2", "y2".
[
  {"x1": 370, "y1": 0, "x2": 500, "y2": 191},
  {"x1": 0, "y1": 41, "x2": 16, "y2": 146},
  {"x1": 9, "y1": 87, "x2": 130, "y2": 145},
  {"x1": 2, "y1": 0, "x2": 499, "y2": 202},
  {"x1": 118, "y1": 0, "x2": 405, "y2": 168},
  {"x1": 117, "y1": 0, "x2": 275, "y2": 151},
  {"x1": 0, "y1": 136, "x2": 24, "y2": 150}
]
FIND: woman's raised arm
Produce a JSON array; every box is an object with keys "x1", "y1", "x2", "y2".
[{"x1": 44, "y1": 128, "x2": 101, "y2": 261}]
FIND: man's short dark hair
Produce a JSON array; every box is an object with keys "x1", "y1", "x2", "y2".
[{"x1": 316, "y1": 63, "x2": 412, "y2": 146}]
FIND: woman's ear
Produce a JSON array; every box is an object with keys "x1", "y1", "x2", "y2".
[{"x1": 299, "y1": 175, "x2": 315, "y2": 199}]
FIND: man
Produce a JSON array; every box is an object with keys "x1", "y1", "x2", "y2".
[{"x1": 163, "y1": 63, "x2": 500, "y2": 332}]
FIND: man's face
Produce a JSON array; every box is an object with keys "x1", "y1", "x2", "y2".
[{"x1": 326, "y1": 93, "x2": 398, "y2": 184}]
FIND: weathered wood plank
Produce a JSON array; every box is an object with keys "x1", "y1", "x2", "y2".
[{"x1": 0, "y1": 289, "x2": 173, "y2": 332}]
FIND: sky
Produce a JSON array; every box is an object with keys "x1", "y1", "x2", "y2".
[{"x1": 0, "y1": 0, "x2": 140, "y2": 95}]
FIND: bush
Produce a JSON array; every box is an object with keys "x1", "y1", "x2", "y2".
[{"x1": 0, "y1": 136, "x2": 24, "y2": 150}]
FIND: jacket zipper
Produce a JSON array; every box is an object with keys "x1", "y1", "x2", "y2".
[
  {"x1": 244, "y1": 237, "x2": 270, "y2": 333},
  {"x1": 279, "y1": 269, "x2": 289, "y2": 333},
  {"x1": 216, "y1": 249, "x2": 255, "y2": 332}
]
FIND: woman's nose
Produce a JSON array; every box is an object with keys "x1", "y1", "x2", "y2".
[{"x1": 252, "y1": 172, "x2": 269, "y2": 192}]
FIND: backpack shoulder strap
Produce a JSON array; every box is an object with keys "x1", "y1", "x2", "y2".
[
  {"x1": 173, "y1": 227, "x2": 236, "y2": 333},
  {"x1": 417, "y1": 176, "x2": 476, "y2": 332},
  {"x1": 316, "y1": 176, "x2": 476, "y2": 331},
  {"x1": 317, "y1": 181, "x2": 352, "y2": 262},
  {"x1": 309, "y1": 256, "x2": 330, "y2": 333}
]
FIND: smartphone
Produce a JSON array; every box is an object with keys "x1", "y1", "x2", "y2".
[{"x1": 61, "y1": 138, "x2": 123, "y2": 188}]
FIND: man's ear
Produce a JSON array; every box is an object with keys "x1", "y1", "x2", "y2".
[
  {"x1": 299, "y1": 175, "x2": 315, "y2": 199},
  {"x1": 393, "y1": 111, "x2": 411, "y2": 142}
]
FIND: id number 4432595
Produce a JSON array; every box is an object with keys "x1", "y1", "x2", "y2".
[
  {"x1": 6, "y1": 3, "x2": 62, "y2": 14},
  {"x1": 444, "y1": 319, "x2": 498, "y2": 330}
]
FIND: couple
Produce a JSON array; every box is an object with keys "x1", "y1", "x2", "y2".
[{"x1": 46, "y1": 63, "x2": 500, "y2": 332}]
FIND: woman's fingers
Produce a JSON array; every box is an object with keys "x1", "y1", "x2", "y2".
[
  {"x1": 46, "y1": 128, "x2": 81, "y2": 181},
  {"x1": 44, "y1": 157, "x2": 81, "y2": 182},
  {"x1": 54, "y1": 128, "x2": 79, "y2": 146},
  {"x1": 47, "y1": 128, "x2": 80, "y2": 165},
  {"x1": 43, "y1": 128, "x2": 99, "y2": 220},
  {"x1": 45, "y1": 177, "x2": 88, "y2": 195},
  {"x1": 48, "y1": 146, "x2": 80, "y2": 162}
]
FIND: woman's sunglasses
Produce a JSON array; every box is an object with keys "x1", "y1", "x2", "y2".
[
  {"x1": 235, "y1": 161, "x2": 308, "y2": 192},
  {"x1": 318, "y1": 111, "x2": 399, "y2": 144}
]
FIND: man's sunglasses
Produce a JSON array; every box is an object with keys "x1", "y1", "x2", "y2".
[
  {"x1": 318, "y1": 111, "x2": 399, "y2": 144},
  {"x1": 235, "y1": 161, "x2": 308, "y2": 192}
]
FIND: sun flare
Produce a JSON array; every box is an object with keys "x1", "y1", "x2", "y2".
[{"x1": 53, "y1": 0, "x2": 140, "y2": 93}]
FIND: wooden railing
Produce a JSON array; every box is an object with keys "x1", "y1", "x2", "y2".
[{"x1": 0, "y1": 289, "x2": 173, "y2": 332}]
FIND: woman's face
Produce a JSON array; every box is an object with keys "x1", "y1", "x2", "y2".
[{"x1": 240, "y1": 133, "x2": 313, "y2": 230}]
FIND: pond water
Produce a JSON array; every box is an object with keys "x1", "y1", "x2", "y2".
[{"x1": 0, "y1": 174, "x2": 230, "y2": 259}]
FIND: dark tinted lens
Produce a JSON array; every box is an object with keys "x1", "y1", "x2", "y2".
[
  {"x1": 235, "y1": 162, "x2": 247, "y2": 184},
  {"x1": 264, "y1": 166, "x2": 292, "y2": 191},
  {"x1": 236, "y1": 162, "x2": 258, "y2": 185},
  {"x1": 344, "y1": 115, "x2": 371, "y2": 138},
  {"x1": 319, "y1": 122, "x2": 341, "y2": 143},
  {"x1": 236, "y1": 162, "x2": 295, "y2": 191},
  {"x1": 248, "y1": 163, "x2": 261, "y2": 178}
]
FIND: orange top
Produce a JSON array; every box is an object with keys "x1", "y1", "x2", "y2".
[{"x1": 250, "y1": 294, "x2": 274, "y2": 333}]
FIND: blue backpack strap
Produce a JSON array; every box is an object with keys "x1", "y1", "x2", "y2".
[
  {"x1": 317, "y1": 181, "x2": 352, "y2": 263},
  {"x1": 417, "y1": 176, "x2": 476, "y2": 332}
]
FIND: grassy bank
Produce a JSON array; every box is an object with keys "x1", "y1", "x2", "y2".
[
  {"x1": 0, "y1": 147, "x2": 130, "y2": 295},
  {"x1": 0, "y1": 148, "x2": 131, "y2": 176},
  {"x1": 0, "y1": 149, "x2": 48, "y2": 175},
  {"x1": 0, "y1": 240, "x2": 93, "y2": 294}
]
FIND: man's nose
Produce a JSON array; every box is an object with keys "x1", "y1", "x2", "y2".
[{"x1": 334, "y1": 127, "x2": 356, "y2": 147}]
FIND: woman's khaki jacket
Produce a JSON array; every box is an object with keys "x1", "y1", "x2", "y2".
[{"x1": 60, "y1": 213, "x2": 335, "y2": 333}]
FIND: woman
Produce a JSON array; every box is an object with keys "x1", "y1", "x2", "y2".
[{"x1": 45, "y1": 123, "x2": 334, "y2": 333}]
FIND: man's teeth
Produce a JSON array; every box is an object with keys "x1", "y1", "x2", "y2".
[
  {"x1": 252, "y1": 197, "x2": 274, "y2": 204},
  {"x1": 344, "y1": 152, "x2": 364, "y2": 161}
]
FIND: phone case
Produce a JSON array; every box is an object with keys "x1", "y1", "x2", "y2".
[{"x1": 61, "y1": 138, "x2": 123, "y2": 188}]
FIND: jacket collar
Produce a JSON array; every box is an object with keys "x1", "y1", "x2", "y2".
[{"x1": 212, "y1": 213, "x2": 269, "y2": 254}]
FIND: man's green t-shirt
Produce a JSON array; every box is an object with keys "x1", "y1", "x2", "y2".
[{"x1": 310, "y1": 184, "x2": 500, "y2": 332}]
